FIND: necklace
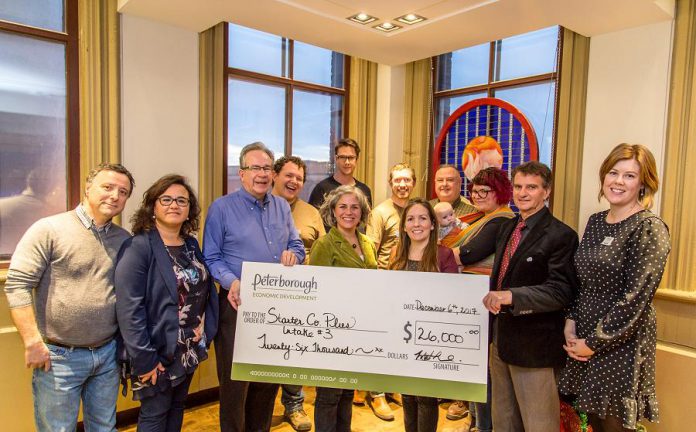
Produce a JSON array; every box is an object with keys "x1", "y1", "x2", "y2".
[{"x1": 165, "y1": 243, "x2": 200, "y2": 285}]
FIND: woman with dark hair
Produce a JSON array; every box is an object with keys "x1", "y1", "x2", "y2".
[
  {"x1": 559, "y1": 144, "x2": 670, "y2": 432},
  {"x1": 309, "y1": 185, "x2": 377, "y2": 432},
  {"x1": 115, "y1": 174, "x2": 218, "y2": 432},
  {"x1": 447, "y1": 167, "x2": 514, "y2": 431},
  {"x1": 388, "y1": 198, "x2": 458, "y2": 432}
]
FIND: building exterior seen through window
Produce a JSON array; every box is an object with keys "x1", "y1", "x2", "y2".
[
  {"x1": 226, "y1": 23, "x2": 348, "y2": 200},
  {"x1": 0, "y1": 0, "x2": 78, "y2": 263},
  {"x1": 434, "y1": 26, "x2": 560, "y2": 170}
]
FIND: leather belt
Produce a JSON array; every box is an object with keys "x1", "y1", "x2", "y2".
[{"x1": 44, "y1": 338, "x2": 113, "y2": 351}]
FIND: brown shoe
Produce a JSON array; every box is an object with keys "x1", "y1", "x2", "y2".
[
  {"x1": 370, "y1": 395, "x2": 395, "y2": 421},
  {"x1": 353, "y1": 390, "x2": 367, "y2": 406},
  {"x1": 388, "y1": 392, "x2": 402, "y2": 406},
  {"x1": 446, "y1": 400, "x2": 470, "y2": 420},
  {"x1": 284, "y1": 409, "x2": 312, "y2": 431}
]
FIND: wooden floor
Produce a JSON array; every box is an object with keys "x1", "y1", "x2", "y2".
[{"x1": 120, "y1": 387, "x2": 473, "y2": 431}]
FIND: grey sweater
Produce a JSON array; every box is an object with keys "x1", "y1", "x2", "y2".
[{"x1": 4, "y1": 210, "x2": 130, "y2": 346}]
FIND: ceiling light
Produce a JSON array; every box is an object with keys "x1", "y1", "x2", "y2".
[
  {"x1": 348, "y1": 13, "x2": 377, "y2": 25},
  {"x1": 373, "y1": 22, "x2": 401, "y2": 33},
  {"x1": 395, "y1": 13, "x2": 426, "y2": 25}
]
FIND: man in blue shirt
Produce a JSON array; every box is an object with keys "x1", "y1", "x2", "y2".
[{"x1": 204, "y1": 142, "x2": 305, "y2": 432}]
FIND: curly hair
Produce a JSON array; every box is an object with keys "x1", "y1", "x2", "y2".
[
  {"x1": 130, "y1": 174, "x2": 201, "y2": 236},
  {"x1": 467, "y1": 167, "x2": 513, "y2": 205},
  {"x1": 319, "y1": 185, "x2": 371, "y2": 229}
]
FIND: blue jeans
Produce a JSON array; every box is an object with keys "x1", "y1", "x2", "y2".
[
  {"x1": 33, "y1": 339, "x2": 119, "y2": 432},
  {"x1": 281, "y1": 384, "x2": 305, "y2": 413}
]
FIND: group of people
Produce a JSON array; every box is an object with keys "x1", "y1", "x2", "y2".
[{"x1": 3, "y1": 135, "x2": 669, "y2": 432}]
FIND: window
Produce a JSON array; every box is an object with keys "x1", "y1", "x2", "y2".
[
  {"x1": 0, "y1": 0, "x2": 79, "y2": 262},
  {"x1": 226, "y1": 23, "x2": 348, "y2": 200},
  {"x1": 434, "y1": 26, "x2": 560, "y2": 171}
]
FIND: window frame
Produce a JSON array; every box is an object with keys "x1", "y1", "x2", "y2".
[
  {"x1": 0, "y1": 0, "x2": 80, "y2": 267},
  {"x1": 430, "y1": 28, "x2": 562, "y2": 195},
  {"x1": 223, "y1": 23, "x2": 350, "y2": 195}
]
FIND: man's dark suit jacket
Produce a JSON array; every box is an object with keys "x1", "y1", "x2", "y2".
[{"x1": 491, "y1": 206, "x2": 578, "y2": 369}]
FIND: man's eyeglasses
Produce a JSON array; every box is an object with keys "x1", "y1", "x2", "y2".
[
  {"x1": 241, "y1": 165, "x2": 273, "y2": 173},
  {"x1": 158, "y1": 196, "x2": 190, "y2": 207},
  {"x1": 336, "y1": 155, "x2": 357, "y2": 163},
  {"x1": 471, "y1": 188, "x2": 492, "y2": 198}
]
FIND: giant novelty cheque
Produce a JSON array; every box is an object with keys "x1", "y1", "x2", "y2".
[{"x1": 231, "y1": 262, "x2": 490, "y2": 401}]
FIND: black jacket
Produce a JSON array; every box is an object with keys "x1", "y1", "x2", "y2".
[
  {"x1": 115, "y1": 230, "x2": 219, "y2": 376},
  {"x1": 490, "y1": 207, "x2": 578, "y2": 368}
]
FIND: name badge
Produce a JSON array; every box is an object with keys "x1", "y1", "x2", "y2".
[{"x1": 601, "y1": 236, "x2": 614, "y2": 246}]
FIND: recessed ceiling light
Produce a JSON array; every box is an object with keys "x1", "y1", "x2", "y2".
[
  {"x1": 373, "y1": 22, "x2": 401, "y2": 33},
  {"x1": 395, "y1": 13, "x2": 426, "y2": 25},
  {"x1": 348, "y1": 13, "x2": 377, "y2": 25}
]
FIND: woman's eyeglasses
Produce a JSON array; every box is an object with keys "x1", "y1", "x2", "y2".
[
  {"x1": 158, "y1": 196, "x2": 190, "y2": 207},
  {"x1": 470, "y1": 188, "x2": 492, "y2": 199}
]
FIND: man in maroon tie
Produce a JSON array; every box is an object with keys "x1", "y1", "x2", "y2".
[{"x1": 482, "y1": 161, "x2": 578, "y2": 432}]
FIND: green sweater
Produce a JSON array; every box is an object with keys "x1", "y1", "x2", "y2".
[
  {"x1": 4, "y1": 210, "x2": 130, "y2": 346},
  {"x1": 309, "y1": 227, "x2": 378, "y2": 269}
]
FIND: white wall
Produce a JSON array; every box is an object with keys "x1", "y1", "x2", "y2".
[
  {"x1": 374, "y1": 64, "x2": 406, "y2": 203},
  {"x1": 121, "y1": 14, "x2": 199, "y2": 229},
  {"x1": 579, "y1": 21, "x2": 673, "y2": 232}
]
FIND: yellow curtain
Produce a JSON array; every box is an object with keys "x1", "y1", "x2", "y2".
[
  {"x1": 658, "y1": 0, "x2": 696, "y2": 300},
  {"x1": 402, "y1": 58, "x2": 433, "y2": 198},
  {"x1": 348, "y1": 57, "x2": 378, "y2": 190},
  {"x1": 78, "y1": 0, "x2": 121, "y2": 211},
  {"x1": 551, "y1": 28, "x2": 590, "y2": 231},
  {"x1": 198, "y1": 23, "x2": 226, "y2": 238}
]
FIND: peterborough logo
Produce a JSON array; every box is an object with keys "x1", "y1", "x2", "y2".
[{"x1": 252, "y1": 273, "x2": 318, "y2": 294}]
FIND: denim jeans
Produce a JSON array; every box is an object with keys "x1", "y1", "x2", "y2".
[
  {"x1": 281, "y1": 384, "x2": 305, "y2": 413},
  {"x1": 138, "y1": 373, "x2": 194, "y2": 432},
  {"x1": 314, "y1": 387, "x2": 353, "y2": 432},
  {"x1": 402, "y1": 395, "x2": 438, "y2": 432},
  {"x1": 33, "y1": 339, "x2": 119, "y2": 432}
]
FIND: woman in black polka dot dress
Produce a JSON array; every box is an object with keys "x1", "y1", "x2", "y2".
[{"x1": 558, "y1": 144, "x2": 670, "y2": 432}]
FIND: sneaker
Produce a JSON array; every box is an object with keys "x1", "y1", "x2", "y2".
[
  {"x1": 446, "y1": 400, "x2": 470, "y2": 420},
  {"x1": 284, "y1": 409, "x2": 312, "y2": 431}
]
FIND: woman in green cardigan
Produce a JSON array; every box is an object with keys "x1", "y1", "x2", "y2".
[{"x1": 309, "y1": 185, "x2": 377, "y2": 432}]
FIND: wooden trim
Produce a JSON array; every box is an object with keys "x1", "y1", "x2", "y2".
[
  {"x1": 285, "y1": 85, "x2": 293, "y2": 155},
  {"x1": 66, "y1": 0, "x2": 80, "y2": 207},
  {"x1": 656, "y1": 289, "x2": 696, "y2": 304},
  {"x1": 343, "y1": 55, "x2": 351, "y2": 141},
  {"x1": 228, "y1": 68, "x2": 346, "y2": 95},
  {"x1": 0, "y1": 20, "x2": 69, "y2": 41},
  {"x1": 549, "y1": 26, "x2": 563, "y2": 210},
  {"x1": 434, "y1": 72, "x2": 557, "y2": 98},
  {"x1": 222, "y1": 23, "x2": 229, "y2": 194}
]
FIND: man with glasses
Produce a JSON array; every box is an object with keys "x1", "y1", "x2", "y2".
[
  {"x1": 430, "y1": 164, "x2": 477, "y2": 220},
  {"x1": 308, "y1": 139, "x2": 373, "y2": 219},
  {"x1": 271, "y1": 155, "x2": 324, "y2": 431},
  {"x1": 4, "y1": 163, "x2": 135, "y2": 432},
  {"x1": 204, "y1": 142, "x2": 305, "y2": 432}
]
